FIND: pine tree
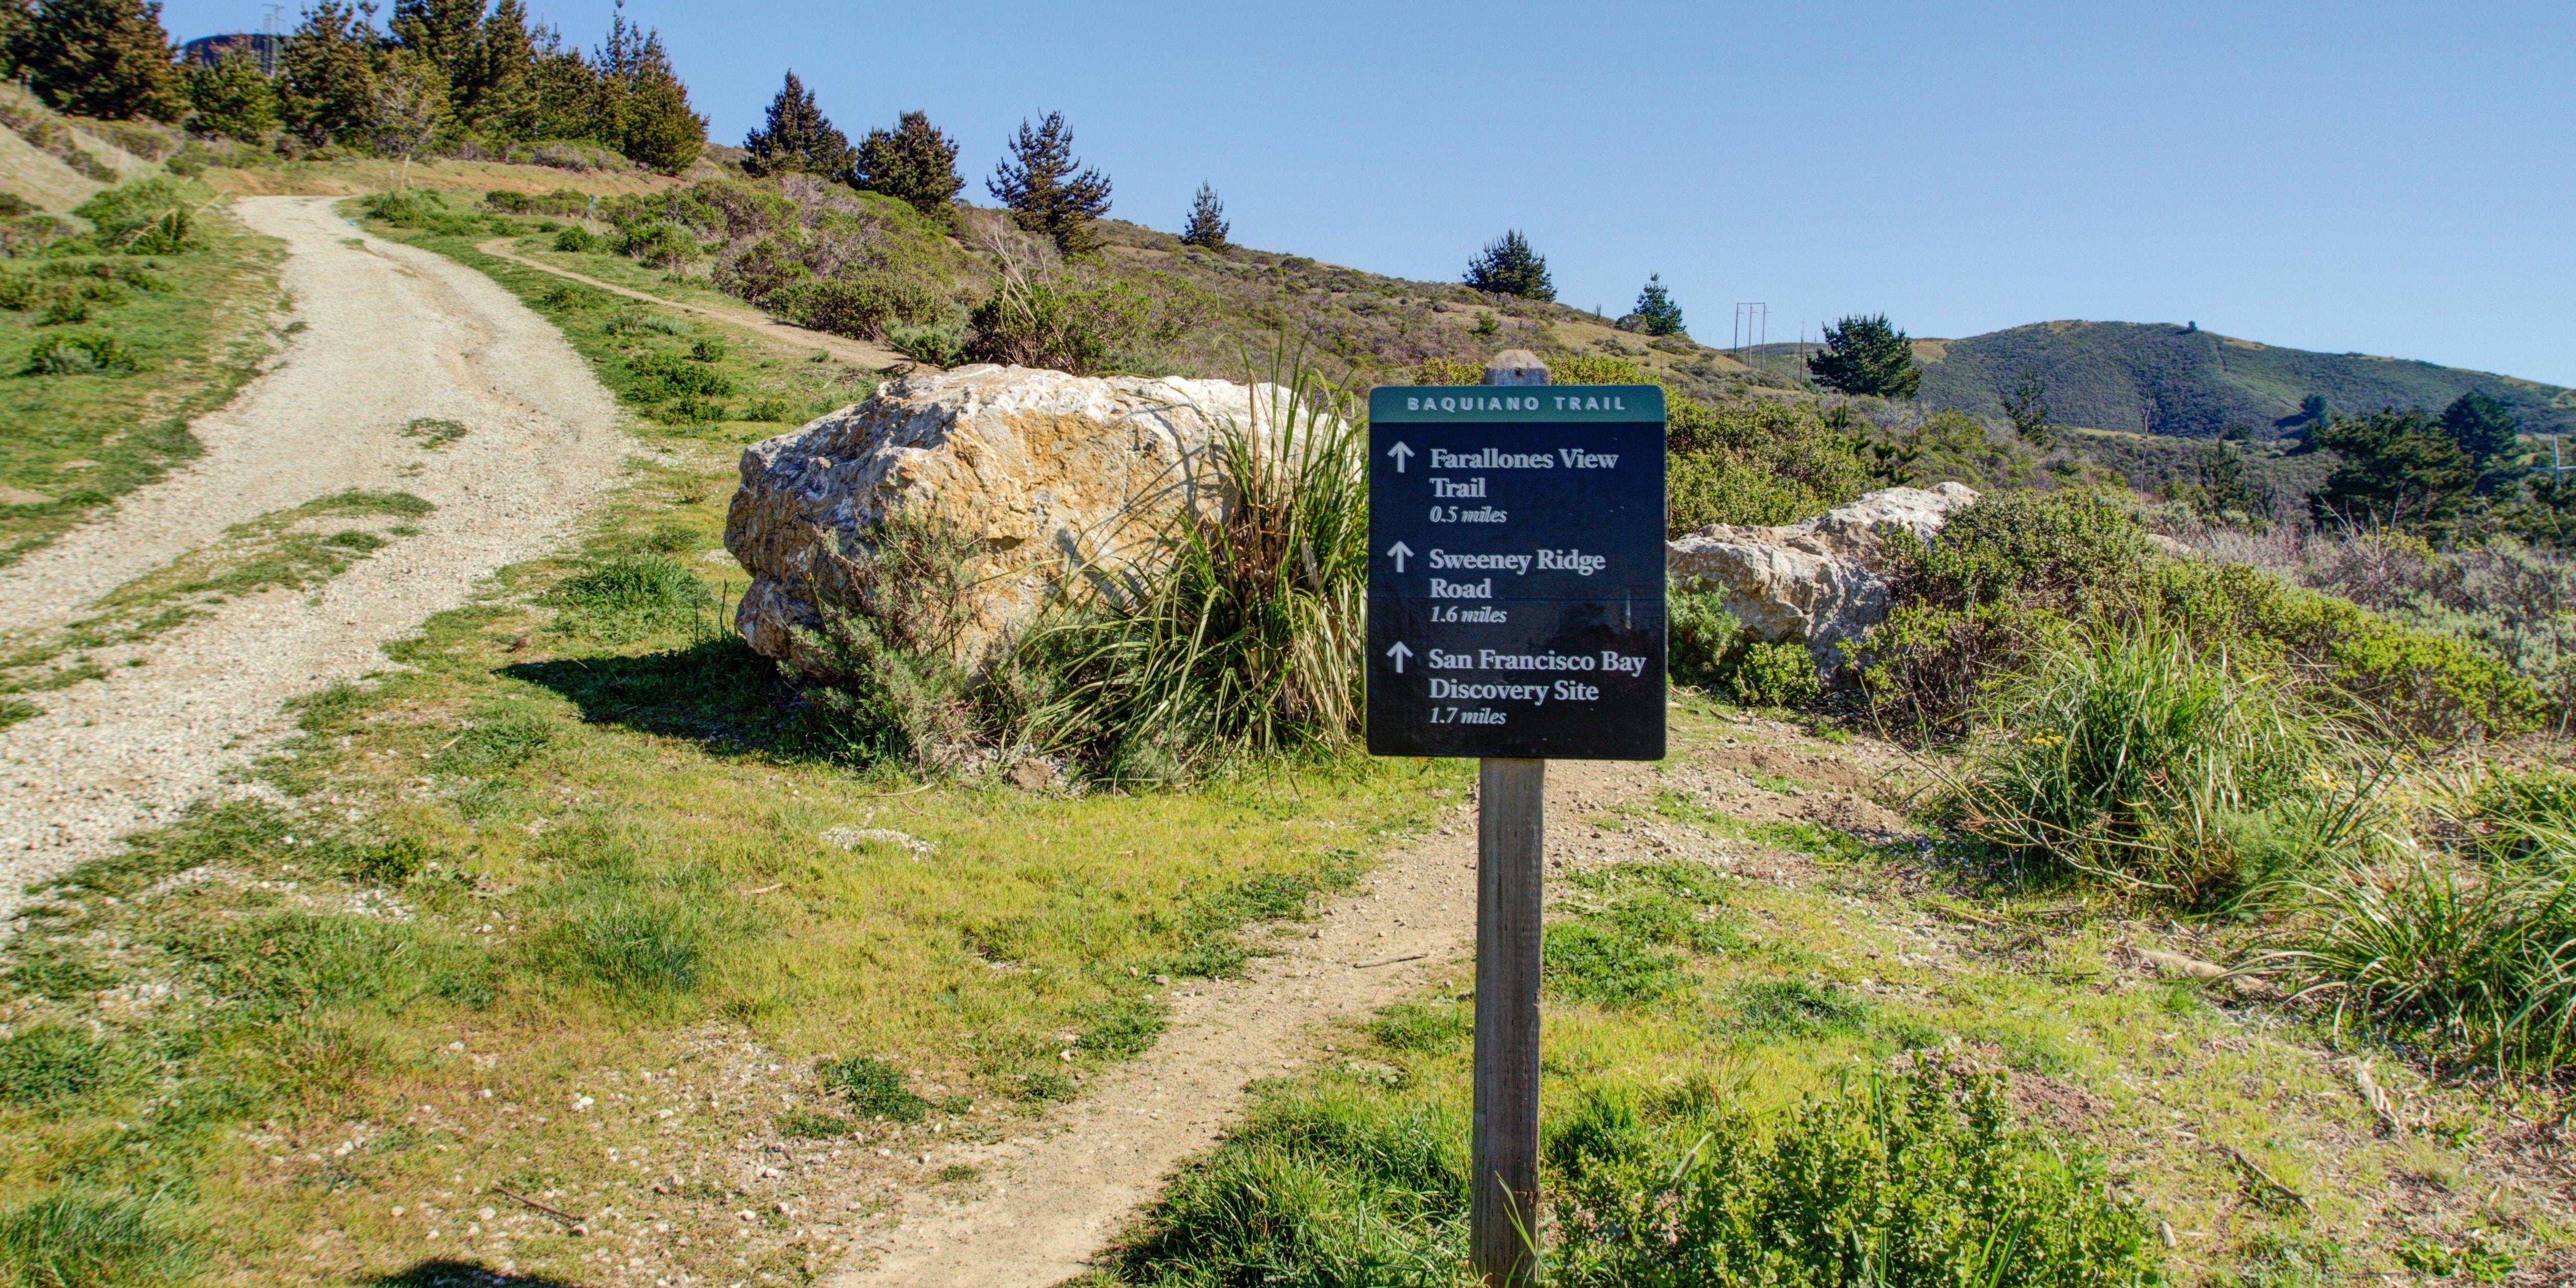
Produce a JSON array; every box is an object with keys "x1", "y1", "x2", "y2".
[
  {"x1": 1179, "y1": 181, "x2": 1227, "y2": 250},
  {"x1": 17, "y1": 0, "x2": 182, "y2": 121},
  {"x1": 523, "y1": 25, "x2": 604, "y2": 142},
  {"x1": 462, "y1": 0, "x2": 536, "y2": 138},
  {"x1": 371, "y1": 46, "x2": 446, "y2": 186},
  {"x1": 279, "y1": 0, "x2": 378, "y2": 146},
  {"x1": 742, "y1": 71, "x2": 851, "y2": 180},
  {"x1": 1998, "y1": 369, "x2": 2050, "y2": 444},
  {"x1": 1628, "y1": 273, "x2": 1682, "y2": 335},
  {"x1": 987, "y1": 112, "x2": 1111, "y2": 253},
  {"x1": 389, "y1": 0, "x2": 479, "y2": 83},
  {"x1": 616, "y1": 33, "x2": 703, "y2": 174},
  {"x1": 2442, "y1": 390, "x2": 2518, "y2": 463},
  {"x1": 1806, "y1": 314, "x2": 1921, "y2": 399},
  {"x1": 184, "y1": 47, "x2": 279, "y2": 141},
  {"x1": 854, "y1": 110, "x2": 961, "y2": 216},
  {"x1": 1464, "y1": 230, "x2": 1552, "y2": 301}
]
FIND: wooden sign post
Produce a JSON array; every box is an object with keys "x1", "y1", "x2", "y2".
[{"x1": 1365, "y1": 351, "x2": 1668, "y2": 1286}]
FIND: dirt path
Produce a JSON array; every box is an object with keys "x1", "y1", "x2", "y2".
[
  {"x1": 0, "y1": 195, "x2": 624, "y2": 915},
  {"x1": 474, "y1": 238, "x2": 908, "y2": 370},
  {"x1": 829, "y1": 760, "x2": 1664, "y2": 1288}
]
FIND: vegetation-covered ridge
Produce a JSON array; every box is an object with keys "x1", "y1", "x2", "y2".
[{"x1": 1910, "y1": 319, "x2": 2576, "y2": 440}]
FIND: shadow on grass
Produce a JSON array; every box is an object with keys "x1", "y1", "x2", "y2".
[
  {"x1": 503, "y1": 635, "x2": 813, "y2": 756},
  {"x1": 371, "y1": 1261, "x2": 588, "y2": 1287}
]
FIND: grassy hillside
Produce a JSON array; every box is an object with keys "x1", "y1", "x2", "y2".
[{"x1": 1912, "y1": 320, "x2": 2576, "y2": 439}]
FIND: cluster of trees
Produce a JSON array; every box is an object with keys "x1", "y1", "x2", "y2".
[
  {"x1": 2311, "y1": 391, "x2": 2530, "y2": 528},
  {"x1": 741, "y1": 76, "x2": 1126, "y2": 255},
  {"x1": 0, "y1": 0, "x2": 706, "y2": 174}
]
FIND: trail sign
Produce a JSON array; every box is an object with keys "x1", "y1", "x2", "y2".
[{"x1": 1365, "y1": 384, "x2": 1668, "y2": 760}]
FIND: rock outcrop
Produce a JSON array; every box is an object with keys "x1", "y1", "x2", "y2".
[
  {"x1": 1666, "y1": 483, "x2": 1979, "y2": 670},
  {"x1": 725, "y1": 364, "x2": 1282, "y2": 671}
]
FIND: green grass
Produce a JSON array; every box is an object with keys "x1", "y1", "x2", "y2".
[{"x1": 0, "y1": 195, "x2": 283, "y2": 564}]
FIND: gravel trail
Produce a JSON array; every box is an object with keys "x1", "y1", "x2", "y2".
[
  {"x1": 0, "y1": 195, "x2": 624, "y2": 915},
  {"x1": 830, "y1": 760, "x2": 1657, "y2": 1288}
]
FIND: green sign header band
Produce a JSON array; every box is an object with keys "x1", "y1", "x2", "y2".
[{"x1": 1370, "y1": 384, "x2": 1667, "y2": 423}]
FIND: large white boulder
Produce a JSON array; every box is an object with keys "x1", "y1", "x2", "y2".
[
  {"x1": 725, "y1": 364, "x2": 1282, "y2": 671},
  {"x1": 1666, "y1": 483, "x2": 1979, "y2": 670}
]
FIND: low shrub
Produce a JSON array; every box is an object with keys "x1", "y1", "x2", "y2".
[
  {"x1": 614, "y1": 219, "x2": 700, "y2": 268},
  {"x1": 1850, "y1": 491, "x2": 2542, "y2": 742},
  {"x1": 963, "y1": 262, "x2": 1199, "y2": 377},
  {"x1": 886, "y1": 322, "x2": 967, "y2": 367},
  {"x1": 552, "y1": 226, "x2": 601, "y2": 253},
  {"x1": 774, "y1": 269, "x2": 946, "y2": 343},
  {"x1": 1549, "y1": 1066, "x2": 2161, "y2": 1287},
  {"x1": 1726, "y1": 640, "x2": 1821, "y2": 708},
  {"x1": 785, "y1": 509, "x2": 987, "y2": 769},
  {"x1": 70, "y1": 178, "x2": 193, "y2": 252},
  {"x1": 485, "y1": 187, "x2": 591, "y2": 217},
  {"x1": 821, "y1": 1055, "x2": 929, "y2": 1123},
  {"x1": 1942, "y1": 627, "x2": 2345, "y2": 905},
  {"x1": 357, "y1": 187, "x2": 444, "y2": 229},
  {"x1": 1668, "y1": 579, "x2": 1742, "y2": 687},
  {"x1": 22, "y1": 332, "x2": 138, "y2": 376}
]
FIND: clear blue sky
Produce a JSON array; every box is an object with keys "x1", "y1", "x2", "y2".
[{"x1": 166, "y1": 1, "x2": 2576, "y2": 385}]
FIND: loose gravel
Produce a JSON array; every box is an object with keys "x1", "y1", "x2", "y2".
[{"x1": 0, "y1": 195, "x2": 625, "y2": 919}]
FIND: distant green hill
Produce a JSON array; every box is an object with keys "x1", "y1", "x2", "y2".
[{"x1": 1906, "y1": 320, "x2": 2576, "y2": 439}]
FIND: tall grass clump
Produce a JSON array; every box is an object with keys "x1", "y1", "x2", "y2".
[
  {"x1": 1111, "y1": 1081, "x2": 1469, "y2": 1287},
  {"x1": 1021, "y1": 359, "x2": 1367, "y2": 781},
  {"x1": 1549, "y1": 1066, "x2": 2160, "y2": 1288},
  {"x1": 2268, "y1": 811, "x2": 2576, "y2": 1074},
  {"x1": 1943, "y1": 626, "x2": 2350, "y2": 904},
  {"x1": 550, "y1": 553, "x2": 713, "y2": 643},
  {"x1": 0, "y1": 1192, "x2": 195, "y2": 1288}
]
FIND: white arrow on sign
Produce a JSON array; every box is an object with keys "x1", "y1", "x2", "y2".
[
  {"x1": 1386, "y1": 441, "x2": 1415, "y2": 473},
  {"x1": 1386, "y1": 540, "x2": 1414, "y2": 572},
  {"x1": 1385, "y1": 640, "x2": 1414, "y2": 673}
]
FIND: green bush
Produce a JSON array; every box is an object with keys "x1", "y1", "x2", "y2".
[
  {"x1": 70, "y1": 179, "x2": 193, "y2": 252},
  {"x1": 1850, "y1": 491, "x2": 2542, "y2": 741},
  {"x1": 964, "y1": 268, "x2": 1198, "y2": 377},
  {"x1": 886, "y1": 322, "x2": 967, "y2": 367},
  {"x1": 625, "y1": 352, "x2": 734, "y2": 406},
  {"x1": 776, "y1": 269, "x2": 946, "y2": 343},
  {"x1": 357, "y1": 188, "x2": 445, "y2": 229},
  {"x1": 22, "y1": 332, "x2": 138, "y2": 376},
  {"x1": 1668, "y1": 579, "x2": 1743, "y2": 688},
  {"x1": 1549, "y1": 1066, "x2": 2161, "y2": 1288},
  {"x1": 614, "y1": 219, "x2": 701, "y2": 268},
  {"x1": 1726, "y1": 640, "x2": 1821, "y2": 708},
  {"x1": 785, "y1": 510, "x2": 988, "y2": 769},
  {"x1": 1942, "y1": 628, "x2": 2340, "y2": 905},
  {"x1": 552, "y1": 226, "x2": 601, "y2": 253},
  {"x1": 821, "y1": 1055, "x2": 930, "y2": 1123}
]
